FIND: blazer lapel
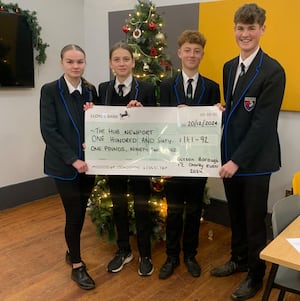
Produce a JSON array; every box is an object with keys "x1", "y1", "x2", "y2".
[
  {"x1": 230, "y1": 59, "x2": 239, "y2": 98},
  {"x1": 105, "y1": 80, "x2": 115, "y2": 105},
  {"x1": 232, "y1": 49, "x2": 263, "y2": 102},
  {"x1": 129, "y1": 78, "x2": 138, "y2": 100},
  {"x1": 191, "y1": 74, "x2": 204, "y2": 105},
  {"x1": 59, "y1": 77, "x2": 81, "y2": 128},
  {"x1": 232, "y1": 71, "x2": 248, "y2": 100},
  {"x1": 175, "y1": 73, "x2": 186, "y2": 104}
]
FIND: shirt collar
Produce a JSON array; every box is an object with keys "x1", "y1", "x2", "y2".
[
  {"x1": 115, "y1": 75, "x2": 133, "y2": 89},
  {"x1": 239, "y1": 47, "x2": 260, "y2": 71},
  {"x1": 64, "y1": 75, "x2": 82, "y2": 94},
  {"x1": 182, "y1": 71, "x2": 199, "y2": 84}
]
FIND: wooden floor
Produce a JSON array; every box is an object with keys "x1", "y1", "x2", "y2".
[{"x1": 0, "y1": 195, "x2": 298, "y2": 301}]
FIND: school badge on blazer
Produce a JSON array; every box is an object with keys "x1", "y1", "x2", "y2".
[{"x1": 244, "y1": 97, "x2": 256, "y2": 112}]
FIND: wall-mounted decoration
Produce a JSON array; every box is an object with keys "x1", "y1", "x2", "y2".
[{"x1": 0, "y1": 1, "x2": 49, "y2": 65}]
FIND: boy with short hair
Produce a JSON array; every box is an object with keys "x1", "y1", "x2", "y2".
[
  {"x1": 210, "y1": 4, "x2": 286, "y2": 300},
  {"x1": 158, "y1": 29, "x2": 220, "y2": 279}
]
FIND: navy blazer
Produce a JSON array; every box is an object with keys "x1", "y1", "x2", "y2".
[
  {"x1": 222, "y1": 49, "x2": 286, "y2": 175},
  {"x1": 40, "y1": 76, "x2": 98, "y2": 180},
  {"x1": 98, "y1": 77, "x2": 156, "y2": 106},
  {"x1": 160, "y1": 72, "x2": 220, "y2": 107}
]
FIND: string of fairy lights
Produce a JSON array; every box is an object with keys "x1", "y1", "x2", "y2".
[{"x1": 88, "y1": 176, "x2": 168, "y2": 242}]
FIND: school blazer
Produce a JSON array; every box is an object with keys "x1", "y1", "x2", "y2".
[
  {"x1": 160, "y1": 72, "x2": 220, "y2": 107},
  {"x1": 40, "y1": 76, "x2": 98, "y2": 180},
  {"x1": 98, "y1": 77, "x2": 156, "y2": 106},
  {"x1": 222, "y1": 49, "x2": 286, "y2": 175}
]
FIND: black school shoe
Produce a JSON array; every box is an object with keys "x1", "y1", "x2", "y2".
[
  {"x1": 210, "y1": 260, "x2": 248, "y2": 277},
  {"x1": 184, "y1": 257, "x2": 201, "y2": 277},
  {"x1": 231, "y1": 276, "x2": 262, "y2": 300},
  {"x1": 159, "y1": 257, "x2": 179, "y2": 279},
  {"x1": 71, "y1": 265, "x2": 95, "y2": 290}
]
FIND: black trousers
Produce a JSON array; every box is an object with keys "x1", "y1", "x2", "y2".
[
  {"x1": 164, "y1": 177, "x2": 207, "y2": 260},
  {"x1": 109, "y1": 175, "x2": 152, "y2": 257},
  {"x1": 55, "y1": 174, "x2": 95, "y2": 264},
  {"x1": 223, "y1": 174, "x2": 270, "y2": 281}
]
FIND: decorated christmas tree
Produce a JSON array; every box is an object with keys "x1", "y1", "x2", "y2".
[
  {"x1": 88, "y1": 0, "x2": 172, "y2": 242},
  {"x1": 122, "y1": 0, "x2": 173, "y2": 101},
  {"x1": 88, "y1": 1, "x2": 209, "y2": 242}
]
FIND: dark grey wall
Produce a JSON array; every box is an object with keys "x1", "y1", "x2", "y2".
[
  {"x1": 0, "y1": 177, "x2": 57, "y2": 210},
  {"x1": 109, "y1": 3, "x2": 199, "y2": 73}
]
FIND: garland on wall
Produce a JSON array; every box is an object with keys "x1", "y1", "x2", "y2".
[{"x1": 0, "y1": 1, "x2": 49, "y2": 64}]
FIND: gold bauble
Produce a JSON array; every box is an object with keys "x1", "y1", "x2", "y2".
[
  {"x1": 133, "y1": 51, "x2": 140, "y2": 61},
  {"x1": 155, "y1": 32, "x2": 166, "y2": 44}
]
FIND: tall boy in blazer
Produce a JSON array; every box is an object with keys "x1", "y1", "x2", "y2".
[{"x1": 210, "y1": 4, "x2": 286, "y2": 301}]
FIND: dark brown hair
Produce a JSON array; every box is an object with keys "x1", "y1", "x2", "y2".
[{"x1": 234, "y1": 3, "x2": 266, "y2": 26}]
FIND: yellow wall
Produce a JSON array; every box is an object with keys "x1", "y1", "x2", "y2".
[{"x1": 199, "y1": 0, "x2": 299, "y2": 111}]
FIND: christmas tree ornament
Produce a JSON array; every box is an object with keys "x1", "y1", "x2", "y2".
[
  {"x1": 133, "y1": 28, "x2": 142, "y2": 39},
  {"x1": 151, "y1": 177, "x2": 164, "y2": 193},
  {"x1": 121, "y1": 0, "x2": 174, "y2": 102},
  {"x1": 150, "y1": 47, "x2": 158, "y2": 57},
  {"x1": 148, "y1": 22, "x2": 156, "y2": 30},
  {"x1": 122, "y1": 25, "x2": 130, "y2": 33},
  {"x1": 160, "y1": 59, "x2": 171, "y2": 71},
  {"x1": 133, "y1": 50, "x2": 140, "y2": 60},
  {"x1": 155, "y1": 32, "x2": 166, "y2": 44},
  {"x1": 143, "y1": 62, "x2": 150, "y2": 71}
]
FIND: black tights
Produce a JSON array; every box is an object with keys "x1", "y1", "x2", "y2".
[{"x1": 55, "y1": 174, "x2": 95, "y2": 264}]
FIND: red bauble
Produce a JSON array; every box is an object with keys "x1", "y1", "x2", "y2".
[
  {"x1": 0, "y1": 6, "x2": 5, "y2": 11},
  {"x1": 150, "y1": 47, "x2": 158, "y2": 57},
  {"x1": 15, "y1": 8, "x2": 19, "y2": 14},
  {"x1": 122, "y1": 25, "x2": 130, "y2": 33},
  {"x1": 151, "y1": 178, "x2": 164, "y2": 193},
  {"x1": 160, "y1": 59, "x2": 171, "y2": 71},
  {"x1": 148, "y1": 22, "x2": 156, "y2": 30}
]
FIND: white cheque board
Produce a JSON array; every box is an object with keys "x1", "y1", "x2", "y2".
[{"x1": 85, "y1": 105, "x2": 221, "y2": 177}]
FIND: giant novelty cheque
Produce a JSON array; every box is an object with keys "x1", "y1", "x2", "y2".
[{"x1": 85, "y1": 105, "x2": 221, "y2": 177}]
